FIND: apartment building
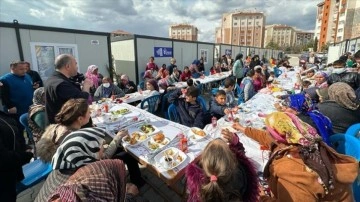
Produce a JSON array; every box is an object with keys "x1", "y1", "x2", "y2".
[
  {"x1": 169, "y1": 24, "x2": 198, "y2": 41},
  {"x1": 215, "y1": 11, "x2": 266, "y2": 48},
  {"x1": 295, "y1": 31, "x2": 315, "y2": 46},
  {"x1": 264, "y1": 24, "x2": 296, "y2": 47},
  {"x1": 315, "y1": 0, "x2": 360, "y2": 50}
]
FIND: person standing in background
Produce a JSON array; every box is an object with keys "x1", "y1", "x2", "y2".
[
  {"x1": 167, "y1": 58, "x2": 177, "y2": 75},
  {"x1": 45, "y1": 54, "x2": 92, "y2": 124},
  {"x1": 24, "y1": 61, "x2": 43, "y2": 89},
  {"x1": 233, "y1": 53, "x2": 245, "y2": 86}
]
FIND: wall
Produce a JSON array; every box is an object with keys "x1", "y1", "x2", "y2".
[
  {"x1": 111, "y1": 39, "x2": 136, "y2": 82},
  {"x1": 0, "y1": 27, "x2": 20, "y2": 76},
  {"x1": 173, "y1": 41, "x2": 197, "y2": 70}
]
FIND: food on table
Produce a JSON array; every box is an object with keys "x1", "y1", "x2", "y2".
[
  {"x1": 165, "y1": 149, "x2": 174, "y2": 156},
  {"x1": 191, "y1": 128, "x2": 206, "y2": 137},
  {"x1": 111, "y1": 108, "x2": 130, "y2": 115},
  {"x1": 123, "y1": 132, "x2": 147, "y2": 145},
  {"x1": 234, "y1": 117, "x2": 240, "y2": 123},
  {"x1": 153, "y1": 133, "x2": 165, "y2": 143},
  {"x1": 140, "y1": 124, "x2": 155, "y2": 133}
]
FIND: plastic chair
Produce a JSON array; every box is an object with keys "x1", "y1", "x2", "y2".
[
  {"x1": 140, "y1": 71, "x2": 145, "y2": 80},
  {"x1": 160, "y1": 93, "x2": 170, "y2": 119},
  {"x1": 19, "y1": 113, "x2": 33, "y2": 140},
  {"x1": 273, "y1": 67, "x2": 282, "y2": 78},
  {"x1": 329, "y1": 134, "x2": 360, "y2": 201},
  {"x1": 197, "y1": 95, "x2": 207, "y2": 112},
  {"x1": 16, "y1": 159, "x2": 52, "y2": 194},
  {"x1": 168, "y1": 104, "x2": 180, "y2": 123},
  {"x1": 345, "y1": 123, "x2": 360, "y2": 139},
  {"x1": 204, "y1": 71, "x2": 210, "y2": 76},
  {"x1": 139, "y1": 81, "x2": 145, "y2": 90},
  {"x1": 140, "y1": 94, "x2": 160, "y2": 114}
]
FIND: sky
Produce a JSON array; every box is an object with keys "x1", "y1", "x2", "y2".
[{"x1": 0, "y1": 0, "x2": 320, "y2": 42}]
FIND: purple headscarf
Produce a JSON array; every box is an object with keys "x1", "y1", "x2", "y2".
[{"x1": 146, "y1": 79, "x2": 159, "y2": 92}]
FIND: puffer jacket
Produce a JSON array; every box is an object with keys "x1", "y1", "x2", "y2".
[
  {"x1": 327, "y1": 72, "x2": 360, "y2": 90},
  {"x1": 36, "y1": 124, "x2": 73, "y2": 163}
]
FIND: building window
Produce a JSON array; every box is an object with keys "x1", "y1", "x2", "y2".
[
  {"x1": 248, "y1": 22, "x2": 252, "y2": 25},
  {"x1": 241, "y1": 22, "x2": 245, "y2": 25},
  {"x1": 234, "y1": 17, "x2": 237, "y2": 20},
  {"x1": 234, "y1": 22, "x2": 237, "y2": 26},
  {"x1": 338, "y1": 28, "x2": 343, "y2": 32},
  {"x1": 256, "y1": 16, "x2": 259, "y2": 19},
  {"x1": 224, "y1": 18, "x2": 226, "y2": 21}
]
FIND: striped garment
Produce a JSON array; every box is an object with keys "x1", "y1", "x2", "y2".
[
  {"x1": 51, "y1": 127, "x2": 108, "y2": 170},
  {"x1": 48, "y1": 159, "x2": 126, "y2": 202}
]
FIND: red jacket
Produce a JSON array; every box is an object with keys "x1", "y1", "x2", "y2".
[{"x1": 180, "y1": 71, "x2": 192, "y2": 81}]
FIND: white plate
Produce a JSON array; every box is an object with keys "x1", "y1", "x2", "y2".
[
  {"x1": 154, "y1": 147, "x2": 187, "y2": 170},
  {"x1": 109, "y1": 106, "x2": 131, "y2": 115},
  {"x1": 143, "y1": 135, "x2": 170, "y2": 152},
  {"x1": 100, "y1": 113, "x2": 125, "y2": 125},
  {"x1": 187, "y1": 127, "x2": 207, "y2": 141},
  {"x1": 122, "y1": 131, "x2": 148, "y2": 147},
  {"x1": 136, "y1": 124, "x2": 161, "y2": 136}
]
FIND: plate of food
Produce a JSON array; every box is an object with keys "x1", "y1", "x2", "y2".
[
  {"x1": 154, "y1": 147, "x2": 187, "y2": 170},
  {"x1": 143, "y1": 133, "x2": 170, "y2": 152},
  {"x1": 187, "y1": 127, "x2": 207, "y2": 141},
  {"x1": 101, "y1": 113, "x2": 125, "y2": 125},
  {"x1": 110, "y1": 108, "x2": 130, "y2": 115},
  {"x1": 122, "y1": 131, "x2": 148, "y2": 146},
  {"x1": 138, "y1": 124, "x2": 160, "y2": 135}
]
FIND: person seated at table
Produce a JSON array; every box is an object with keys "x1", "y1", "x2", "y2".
[
  {"x1": 168, "y1": 86, "x2": 204, "y2": 128},
  {"x1": 210, "y1": 62, "x2": 222, "y2": 75},
  {"x1": 136, "y1": 79, "x2": 160, "y2": 111},
  {"x1": 186, "y1": 79, "x2": 200, "y2": 89},
  {"x1": 48, "y1": 159, "x2": 147, "y2": 202},
  {"x1": 180, "y1": 66, "x2": 192, "y2": 81},
  {"x1": 94, "y1": 77, "x2": 125, "y2": 101},
  {"x1": 155, "y1": 64, "x2": 167, "y2": 80},
  {"x1": 297, "y1": 68, "x2": 316, "y2": 87},
  {"x1": 28, "y1": 87, "x2": 46, "y2": 142},
  {"x1": 189, "y1": 64, "x2": 202, "y2": 79},
  {"x1": 209, "y1": 90, "x2": 238, "y2": 119},
  {"x1": 314, "y1": 71, "x2": 328, "y2": 88},
  {"x1": 223, "y1": 77, "x2": 237, "y2": 108},
  {"x1": 239, "y1": 69, "x2": 257, "y2": 102},
  {"x1": 118, "y1": 74, "x2": 137, "y2": 94},
  {"x1": 143, "y1": 70, "x2": 154, "y2": 81},
  {"x1": 35, "y1": 126, "x2": 137, "y2": 201},
  {"x1": 36, "y1": 98, "x2": 93, "y2": 163},
  {"x1": 317, "y1": 82, "x2": 360, "y2": 134},
  {"x1": 254, "y1": 66, "x2": 265, "y2": 91},
  {"x1": 185, "y1": 131, "x2": 259, "y2": 202},
  {"x1": 231, "y1": 112, "x2": 358, "y2": 202},
  {"x1": 327, "y1": 59, "x2": 360, "y2": 90}
]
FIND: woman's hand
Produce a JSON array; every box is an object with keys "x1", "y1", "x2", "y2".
[
  {"x1": 232, "y1": 122, "x2": 245, "y2": 132},
  {"x1": 224, "y1": 108, "x2": 230, "y2": 114},
  {"x1": 126, "y1": 183, "x2": 139, "y2": 196},
  {"x1": 221, "y1": 128, "x2": 234, "y2": 143},
  {"x1": 115, "y1": 129, "x2": 129, "y2": 141}
]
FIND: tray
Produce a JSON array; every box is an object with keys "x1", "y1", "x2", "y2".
[
  {"x1": 143, "y1": 133, "x2": 170, "y2": 153},
  {"x1": 122, "y1": 131, "x2": 148, "y2": 147},
  {"x1": 154, "y1": 147, "x2": 187, "y2": 170},
  {"x1": 187, "y1": 127, "x2": 207, "y2": 141}
]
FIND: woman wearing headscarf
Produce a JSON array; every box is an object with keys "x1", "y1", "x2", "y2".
[
  {"x1": 233, "y1": 53, "x2": 245, "y2": 86},
  {"x1": 317, "y1": 82, "x2": 360, "y2": 134},
  {"x1": 85, "y1": 65, "x2": 102, "y2": 97},
  {"x1": 28, "y1": 87, "x2": 46, "y2": 142},
  {"x1": 314, "y1": 71, "x2": 328, "y2": 88},
  {"x1": 94, "y1": 77, "x2": 125, "y2": 101},
  {"x1": 232, "y1": 112, "x2": 358, "y2": 201},
  {"x1": 35, "y1": 127, "x2": 130, "y2": 201}
]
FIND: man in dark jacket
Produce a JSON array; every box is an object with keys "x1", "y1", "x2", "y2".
[
  {"x1": 168, "y1": 87, "x2": 204, "y2": 128},
  {"x1": 45, "y1": 54, "x2": 92, "y2": 124},
  {"x1": 24, "y1": 61, "x2": 43, "y2": 89},
  {"x1": 327, "y1": 59, "x2": 360, "y2": 90},
  {"x1": 0, "y1": 112, "x2": 33, "y2": 201}
]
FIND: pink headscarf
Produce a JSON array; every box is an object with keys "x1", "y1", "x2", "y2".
[{"x1": 86, "y1": 65, "x2": 99, "y2": 88}]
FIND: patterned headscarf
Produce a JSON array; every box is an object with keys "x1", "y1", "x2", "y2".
[
  {"x1": 85, "y1": 65, "x2": 99, "y2": 88},
  {"x1": 51, "y1": 127, "x2": 107, "y2": 170},
  {"x1": 264, "y1": 112, "x2": 334, "y2": 192},
  {"x1": 33, "y1": 87, "x2": 45, "y2": 105},
  {"x1": 328, "y1": 82, "x2": 359, "y2": 110},
  {"x1": 48, "y1": 159, "x2": 126, "y2": 202}
]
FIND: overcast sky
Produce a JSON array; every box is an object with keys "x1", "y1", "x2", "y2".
[{"x1": 0, "y1": 0, "x2": 320, "y2": 42}]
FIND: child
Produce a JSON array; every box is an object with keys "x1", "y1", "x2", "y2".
[
  {"x1": 186, "y1": 132, "x2": 259, "y2": 202},
  {"x1": 209, "y1": 90, "x2": 238, "y2": 119},
  {"x1": 168, "y1": 86, "x2": 204, "y2": 128},
  {"x1": 180, "y1": 66, "x2": 192, "y2": 81},
  {"x1": 223, "y1": 77, "x2": 237, "y2": 108}
]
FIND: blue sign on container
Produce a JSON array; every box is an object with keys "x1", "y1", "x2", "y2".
[{"x1": 154, "y1": 47, "x2": 173, "y2": 57}]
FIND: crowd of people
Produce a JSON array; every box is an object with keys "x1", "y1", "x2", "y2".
[{"x1": 0, "y1": 49, "x2": 359, "y2": 201}]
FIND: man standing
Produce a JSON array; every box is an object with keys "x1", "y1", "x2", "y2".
[
  {"x1": 167, "y1": 58, "x2": 177, "y2": 75},
  {"x1": 45, "y1": 54, "x2": 92, "y2": 124},
  {"x1": 0, "y1": 61, "x2": 34, "y2": 123}
]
